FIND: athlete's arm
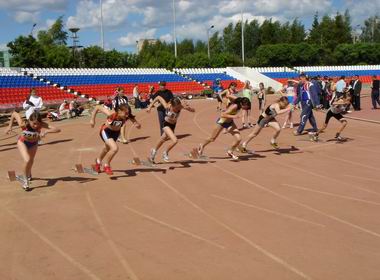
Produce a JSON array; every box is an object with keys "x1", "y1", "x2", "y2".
[
  {"x1": 220, "y1": 104, "x2": 239, "y2": 119},
  {"x1": 40, "y1": 122, "x2": 61, "y2": 137},
  {"x1": 91, "y1": 105, "x2": 114, "y2": 127}
]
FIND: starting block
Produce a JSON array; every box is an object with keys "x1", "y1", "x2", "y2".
[
  {"x1": 7, "y1": 171, "x2": 16, "y2": 182},
  {"x1": 7, "y1": 171, "x2": 31, "y2": 191},
  {"x1": 74, "y1": 164, "x2": 98, "y2": 175},
  {"x1": 129, "y1": 157, "x2": 158, "y2": 168},
  {"x1": 184, "y1": 148, "x2": 209, "y2": 160}
]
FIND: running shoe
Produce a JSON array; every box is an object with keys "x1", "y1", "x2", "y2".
[
  {"x1": 103, "y1": 165, "x2": 113, "y2": 175},
  {"x1": 289, "y1": 123, "x2": 294, "y2": 129},
  {"x1": 162, "y1": 151, "x2": 170, "y2": 162},
  {"x1": 270, "y1": 142, "x2": 279, "y2": 149},
  {"x1": 236, "y1": 144, "x2": 248, "y2": 153},
  {"x1": 227, "y1": 150, "x2": 239, "y2": 161},
  {"x1": 94, "y1": 160, "x2": 101, "y2": 173},
  {"x1": 149, "y1": 148, "x2": 157, "y2": 163}
]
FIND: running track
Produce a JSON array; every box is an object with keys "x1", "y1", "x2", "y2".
[{"x1": 0, "y1": 97, "x2": 379, "y2": 280}]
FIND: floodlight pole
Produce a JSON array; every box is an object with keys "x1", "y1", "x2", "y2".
[
  {"x1": 100, "y1": 0, "x2": 105, "y2": 49},
  {"x1": 241, "y1": 9, "x2": 245, "y2": 66},
  {"x1": 207, "y1": 25, "x2": 214, "y2": 59},
  {"x1": 173, "y1": 0, "x2": 177, "y2": 58}
]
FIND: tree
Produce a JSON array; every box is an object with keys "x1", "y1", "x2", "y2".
[
  {"x1": 81, "y1": 46, "x2": 105, "y2": 68},
  {"x1": 37, "y1": 16, "x2": 68, "y2": 46},
  {"x1": 360, "y1": 16, "x2": 380, "y2": 43},
  {"x1": 290, "y1": 19, "x2": 306, "y2": 43},
  {"x1": 178, "y1": 39, "x2": 194, "y2": 56},
  {"x1": 7, "y1": 35, "x2": 45, "y2": 67},
  {"x1": 45, "y1": 45, "x2": 72, "y2": 67},
  {"x1": 244, "y1": 19, "x2": 261, "y2": 58}
]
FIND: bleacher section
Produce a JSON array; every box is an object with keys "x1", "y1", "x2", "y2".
[
  {"x1": 0, "y1": 68, "x2": 72, "y2": 107},
  {"x1": 22, "y1": 68, "x2": 204, "y2": 99},
  {"x1": 254, "y1": 67, "x2": 299, "y2": 85},
  {"x1": 174, "y1": 68, "x2": 244, "y2": 89},
  {"x1": 294, "y1": 65, "x2": 380, "y2": 83}
]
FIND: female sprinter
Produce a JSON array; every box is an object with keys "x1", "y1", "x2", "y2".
[
  {"x1": 317, "y1": 94, "x2": 351, "y2": 141},
  {"x1": 239, "y1": 96, "x2": 292, "y2": 152},
  {"x1": 198, "y1": 97, "x2": 251, "y2": 161},
  {"x1": 147, "y1": 96, "x2": 195, "y2": 163},
  {"x1": 5, "y1": 111, "x2": 60, "y2": 190},
  {"x1": 91, "y1": 103, "x2": 141, "y2": 175}
]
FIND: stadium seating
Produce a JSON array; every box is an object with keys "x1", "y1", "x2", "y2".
[
  {"x1": 22, "y1": 68, "x2": 205, "y2": 100},
  {"x1": 174, "y1": 68, "x2": 244, "y2": 89},
  {"x1": 0, "y1": 68, "x2": 73, "y2": 107},
  {"x1": 293, "y1": 65, "x2": 380, "y2": 84},
  {"x1": 254, "y1": 67, "x2": 299, "y2": 84}
]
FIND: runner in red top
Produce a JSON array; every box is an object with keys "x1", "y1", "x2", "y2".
[{"x1": 90, "y1": 103, "x2": 141, "y2": 175}]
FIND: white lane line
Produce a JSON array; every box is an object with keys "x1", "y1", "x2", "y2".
[
  {"x1": 275, "y1": 161, "x2": 380, "y2": 197},
  {"x1": 123, "y1": 205, "x2": 225, "y2": 250},
  {"x1": 211, "y1": 194, "x2": 326, "y2": 227},
  {"x1": 4, "y1": 207, "x2": 102, "y2": 280},
  {"x1": 343, "y1": 174, "x2": 380, "y2": 184},
  {"x1": 86, "y1": 193, "x2": 140, "y2": 280},
  {"x1": 211, "y1": 165, "x2": 380, "y2": 240},
  {"x1": 282, "y1": 183, "x2": 380, "y2": 206},
  {"x1": 318, "y1": 154, "x2": 380, "y2": 172},
  {"x1": 153, "y1": 175, "x2": 312, "y2": 280}
]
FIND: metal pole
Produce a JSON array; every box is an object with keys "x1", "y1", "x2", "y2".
[
  {"x1": 100, "y1": 0, "x2": 105, "y2": 49},
  {"x1": 241, "y1": 10, "x2": 245, "y2": 66},
  {"x1": 173, "y1": 0, "x2": 177, "y2": 58},
  {"x1": 30, "y1": 23, "x2": 37, "y2": 36},
  {"x1": 207, "y1": 29, "x2": 210, "y2": 59}
]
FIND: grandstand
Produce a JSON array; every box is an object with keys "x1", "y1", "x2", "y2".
[
  {"x1": 174, "y1": 68, "x2": 244, "y2": 89},
  {"x1": 1, "y1": 65, "x2": 380, "y2": 108},
  {"x1": 0, "y1": 68, "x2": 72, "y2": 108},
  {"x1": 22, "y1": 68, "x2": 204, "y2": 100}
]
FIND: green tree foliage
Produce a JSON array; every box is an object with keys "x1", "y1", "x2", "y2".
[
  {"x1": 6, "y1": 14, "x2": 380, "y2": 69},
  {"x1": 7, "y1": 36, "x2": 45, "y2": 67},
  {"x1": 360, "y1": 16, "x2": 380, "y2": 43}
]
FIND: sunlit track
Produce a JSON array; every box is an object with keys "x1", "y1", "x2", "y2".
[
  {"x1": 3, "y1": 207, "x2": 102, "y2": 280},
  {"x1": 125, "y1": 111, "x2": 313, "y2": 280}
]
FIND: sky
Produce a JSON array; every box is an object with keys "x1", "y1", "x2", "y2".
[{"x1": 0, "y1": 0, "x2": 379, "y2": 53}]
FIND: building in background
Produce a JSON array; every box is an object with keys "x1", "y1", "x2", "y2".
[
  {"x1": 137, "y1": 39, "x2": 158, "y2": 53},
  {"x1": 0, "y1": 46, "x2": 10, "y2": 67}
]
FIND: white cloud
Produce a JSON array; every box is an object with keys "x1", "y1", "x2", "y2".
[
  {"x1": 13, "y1": 11, "x2": 39, "y2": 23},
  {"x1": 160, "y1": 33, "x2": 173, "y2": 42},
  {"x1": 118, "y1": 28, "x2": 157, "y2": 46},
  {"x1": 0, "y1": 0, "x2": 67, "y2": 11},
  {"x1": 67, "y1": 0, "x2": 135, "y2": 29}
]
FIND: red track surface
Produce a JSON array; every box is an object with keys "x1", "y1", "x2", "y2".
[{"x1": 1, "y1": 96, "x2": 380, "y2": 280}]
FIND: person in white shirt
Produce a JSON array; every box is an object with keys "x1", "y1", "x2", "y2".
[
  {"x1": 335, "y1": 76, "x2": 346, "y2": 99},
  {"x1": 132, "y1": 84, "x2": 140, "y2": 109},
  {"x1": 23, "y1": 88, "x2": 43, "y2": 120},
  {"x1": 59, "y1": 100, "x2": 71, "y2": 119}
]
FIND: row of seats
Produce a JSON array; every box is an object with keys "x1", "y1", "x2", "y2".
[
  {"x1": 23, "y1": 68, "x2": 173, "y2": 75},
  {"x1": 186, "y1": 73, "x2": 237, "y2": 82},
  {"x1": 69, "y1": 82, "x2": 205, "y2": 97},
  {"x1": 41, "y1": 74, "x2": 189, "y2": 85},
  {"x1": 253, "y1": 67, "x2": 295, "y2": 73},
  {"x1": 174, "y1": 68, "x2": 227, "y2": 74},
  {"x1": 0, "y1": 87, "x2": 72, "y2": 105},
  {"x1": 295, "y1": 65, "x2": 380, "y2": 71}
]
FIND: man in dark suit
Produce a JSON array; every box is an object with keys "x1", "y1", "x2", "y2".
[
  {"x1": 371, "y1": 75, "x2": 380, "y2": 109},
  {"x1": 351, "y1": 75, "x2": 362, "y2": 111}
]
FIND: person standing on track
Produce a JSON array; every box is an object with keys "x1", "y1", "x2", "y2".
[
  {"x1": 241, "y1": 80, "x2": 254, "y2": 128},
  {"x1": 91, "y1": 104, "x2": 141, "y2": 175},
  {"x1": 197, "y1": 97, "x2": 251, "y2": 161},
  {"x1": 147, "y1": 96, "x2": 195, "y2": 163},
  {"x1": 5, "y1": 111, "x2": 60, "y2": 190},
  {"x1": 112, "y1": 87, "x2": 130, "y2": 144},
  {"x1": 257, "y1": 82, "x2": 266, "y2": 114},
  {"x1": 371, "y1": 75, "x2": 380, "y2": 109},
  {"x1": 151, "y1": 81, "x2": 174, "y2": 135},
  {"x1": 293, "y1": 74, "x2": 320, "y2": 136},
  {"x1": 280, "y1": 80, "x2": 296, "y2": 129}
]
